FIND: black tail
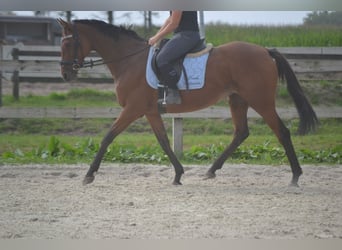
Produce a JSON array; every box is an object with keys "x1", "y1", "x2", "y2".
[{"x1": 267, "y1": 48, "x2": 319, "y2": 135}]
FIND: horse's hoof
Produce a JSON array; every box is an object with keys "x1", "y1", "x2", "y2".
[
  {"x1": 286, "y1": 182, "x2": 303, "y2": 194},
  {"x1": 83, "y1": 175, "x2": 95, "y2": 185},
  {"x1": 203, "y1": 171, "x2": 216, "y2": 180},
  {"x1": 172, "y1": 180, "x2": 182, "y2": 185},
  {"x1": 288, "y1": 181, "x2": 300, "y2": 188}
]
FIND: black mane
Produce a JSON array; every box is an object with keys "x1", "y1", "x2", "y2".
[{"x1": 74, "y1": 19, "x2": 145, "y2": 42}]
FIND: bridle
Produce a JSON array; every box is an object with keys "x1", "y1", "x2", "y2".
[
  {"x1": 60, "y1": 23, "x2": 84, "y2": 71},
  {"x1": 60, "y1": 22, "x2": 150, "y2": 71}
]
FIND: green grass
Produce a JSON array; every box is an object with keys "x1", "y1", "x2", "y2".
[
  {"x1": 2, "y1": 88, "x2": 117, "y2": 108},
  {"x1": 206, "y1": 24, "x2": 342, "y2": 47},
  {"x1": 138, "y1": 24, "x2": 342, "y2": 47},
  {"x1": 2, "y1": 80, "x2": 341, "y2": 108},
  {"x1": 1, "y1": 118, "x2": 341, "y2": 165},
  {"x1": 201, "y1": 24, "x2": 342, "y2": 47}
]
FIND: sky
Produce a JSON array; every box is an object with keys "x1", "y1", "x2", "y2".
[
  {"x1": 202, "y1": 11, "x2": 310, "y2": 25},
  {"x1": 13, "y1": 11, "x2": 311, "y2": 26}
]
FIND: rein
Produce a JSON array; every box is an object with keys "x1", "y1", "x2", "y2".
[
  {"x1": 60, "y1": 23, "x2": 150, "y2": 71},
  {"x1": 81, "y1": 45, "x2": 150, "y2": 69}
]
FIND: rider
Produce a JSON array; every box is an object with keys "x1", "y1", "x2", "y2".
[{"x1": 148, "y1": 11, "x2": 201, "y2": 104}]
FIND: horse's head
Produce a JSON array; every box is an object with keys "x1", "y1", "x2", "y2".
[{"x1": 57, "y1": 18, "x2": 91, "y2": 82}]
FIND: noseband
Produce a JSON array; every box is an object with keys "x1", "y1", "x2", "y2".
[{"x1": 60, "y1": 23, "x2": 83, "y2": 71}]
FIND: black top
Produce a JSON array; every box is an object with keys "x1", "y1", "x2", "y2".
[{"x1": 174, "y1": 11, "x2": 199, "y2": 33}]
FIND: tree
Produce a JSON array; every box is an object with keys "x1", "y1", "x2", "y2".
[
  {"x1": 142, "y1": 11, "x2": 159, "y2": 36},
  {"x1": 107, "y1": 11, "x2": 113, "y2": 24},
  {"x1": 54, "y1": 11, "x2": 74, "y2": 22},
  {"x1": 34, "y1": 11, "x2": 49, "y2": 16},
  {"x1": 304, "y1": 11, "x2": 342, "y2": 25},
  {"x1": 66, "y1": 11, "x2": 72, "y2": 22},
  {"x1": 144, "y1": 11, "x2": 152, "y2": 35}
]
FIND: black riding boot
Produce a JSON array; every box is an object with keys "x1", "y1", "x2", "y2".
[
  {"x1": 158, "y1": 64, "x2": 182, "y2": 105},
  {"x1": 157, "y1": 85, "x2": 181, "y2": 113},
  {"x1": 166, "y1": 87, "x2": 181, "y2": 104}
]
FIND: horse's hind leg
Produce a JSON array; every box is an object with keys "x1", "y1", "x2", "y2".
[
  {"x1": 277, "y1": 117, "x2": 303, "y2": 186},
  {"x1": 252, "y1": 106, "x2": 302, "y2": 187},
  {"x1": 206, "y1": 94, "x2": 249, "y2": 178}
]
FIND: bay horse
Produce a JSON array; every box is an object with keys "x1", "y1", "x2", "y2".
[{"x1": 57, "y1": 19, "x2": 318, "y2": 187}]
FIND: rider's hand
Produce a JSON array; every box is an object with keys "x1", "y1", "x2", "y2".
[{"x1": 148, "y1": 36, "x2": 159, "y2": 46}]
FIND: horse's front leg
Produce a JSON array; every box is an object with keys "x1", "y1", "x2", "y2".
[
  {"x1": 83, "y1": 109, "x2": 140, "y2": 185},
  {"x1": 146, "y1": 114, "x2": 184, "y2": 185}
]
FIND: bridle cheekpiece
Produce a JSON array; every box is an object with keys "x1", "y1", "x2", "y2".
[{"x1": 60, "y1": 23, "x2": 83, "y2": 71}]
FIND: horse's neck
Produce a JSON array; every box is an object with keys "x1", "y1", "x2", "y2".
[{"x1": 92, "y1": 35, "x2": 145, "y2": 77}]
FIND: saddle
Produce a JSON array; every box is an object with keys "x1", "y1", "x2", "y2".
[{"x1": 151, "y1": 38, "x2": 209, "y2": 90}]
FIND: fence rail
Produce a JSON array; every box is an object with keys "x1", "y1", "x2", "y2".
[
  {"x1": 1, "y1": 45, "x2": 109, "y2": 82},
  {"x1": 1, "y1": 106, "x2": 341, "y2": 119},
  {"x1": 1, "y1": 45, "x2": 342, "y2": 102},
  {"x1": 1, "y1": 45, "x2": 342, "y2": 85}
]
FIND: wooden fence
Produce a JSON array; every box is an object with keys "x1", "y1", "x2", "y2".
[
  {"x1": 1, "y1": 45, "x2": 342, "y2": 76},
  {"x1": 1, "y1": 45, "x2": 342, "y2": 98},
  {"x1": 1, "y1": 45, "x2": 342, "y2": 155}
]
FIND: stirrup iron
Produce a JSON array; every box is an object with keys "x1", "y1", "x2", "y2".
[{"x1": 157, "y1": 84, "x2": 167, "y2": 114}]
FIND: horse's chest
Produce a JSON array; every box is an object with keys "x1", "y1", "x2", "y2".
[
  {"x1": 114, "y1": 84, "x2": 125, "y2": 107},
  {"x1": 115, "y1": 81, "x2": 134, "y2": 107}
]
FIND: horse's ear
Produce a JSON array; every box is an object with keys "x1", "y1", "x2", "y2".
[{"x1": 57, "y1": 18, "x2": 72, "y2": 32}]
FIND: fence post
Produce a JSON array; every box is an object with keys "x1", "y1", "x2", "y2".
[
  {"x1": 172, "y1": 117, "x2": 183, "y2": 157},
  {"x1": 12, "y1": 70, "x2": 19, "y2": 100},
  {"x1": 0, "y1": 71, "x2": 2, "y2": 107}
]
